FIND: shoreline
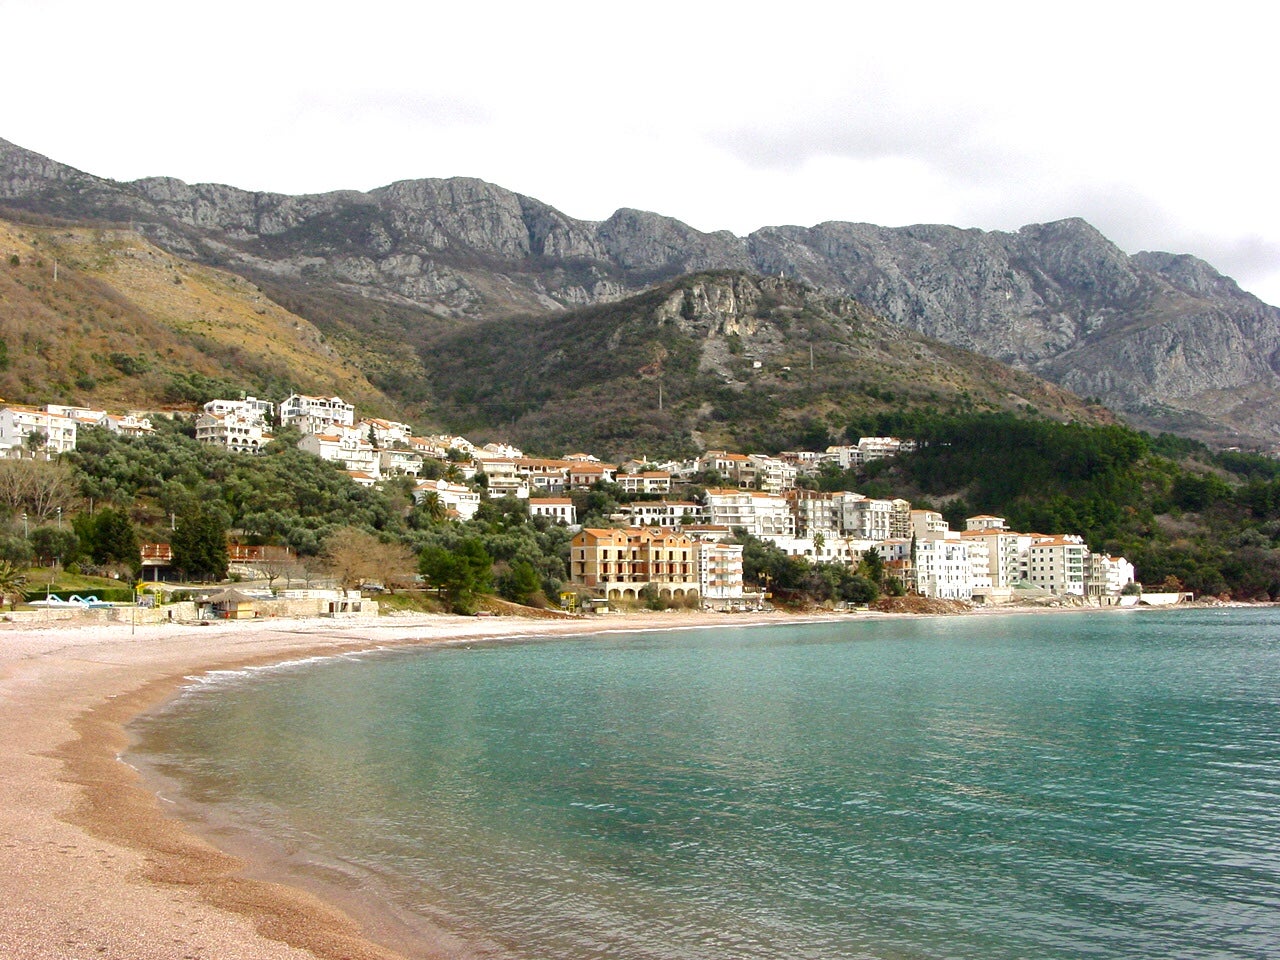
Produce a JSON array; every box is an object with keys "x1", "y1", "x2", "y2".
[
  {"x1": 0, "y1": 609, "x2": 815, "y2": 960},
  {"x1": 0, "y1": 601, "x2": 1241, "y2": 960}
]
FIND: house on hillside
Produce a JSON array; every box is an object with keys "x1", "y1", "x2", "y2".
[
  {"x1": 529, "y1": 498, "x2": 577, "y2": 525},
  {"x1": 203, "y1": 396, "x2": 276, "y2": 421},
  {"x1": 196, "y1": 411, "x2": 273, "y2": 453},
  {"x1": 280, "y1": 394, "x2": 355, "y2": 431},
  {"x1": 568, "y1": 462, "x2": 617, "y2": 489},
  {"x1": 413, "y1": 478, "x2": 481, "y2": 521},
  {"x1": 361, "y1": 417, "x2": 413, "y2": 447},
  {"x1": 298, "y1": 432, "x2": 380, "y2": 478},
  {"x1": 616, "y1": 470, "x2": 672, "y2": 496},
  {"x1": 0, "y1": 405, "x2": 78, "y2": 458},
  {"x1": 619, "y1": 500, "x2": 702, "y2": 526},
  {"x1": 378, "y1": 447, "x2": 424, "y2": 477}
]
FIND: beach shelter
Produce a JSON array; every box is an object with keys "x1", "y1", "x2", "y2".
[{"x1": 204, "y1": 588, "x2": 257, "y2": 620}]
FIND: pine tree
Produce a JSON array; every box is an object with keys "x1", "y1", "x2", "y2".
[{"x1": 171, "y1": 506, "x2": 229, "y2": 582}]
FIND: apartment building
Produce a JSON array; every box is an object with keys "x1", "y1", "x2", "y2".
[
  {"x1": 787, "y1": 489, "x2": 839, "y2": 538},
  {"x1": 836, "y1": 492, "x2": 896, "y2": 541},
  {"x1": 569, "y1": 527, "x2": 700, "y2": 602},
  {"x1": 0, "y1": 405, "x2": 78, "y2": 457},
  {"x1": 698, "y1": 541, "x2": 745, "y2": 602},
  {"x1": 529, "y1": 498, "x2": 577, "y2": 525},
  {"x1": 616, "y1": 471, "x2": 673, "y2": 496},
  {"x1": 196, "y1": 411, "x2": 273, "y2": 454},
  {"x1": 620, "y1": 500, "x2": 703, "y2": 526},
  {"x1": 1025, "y1": 535, "x2": 1089, "y2": 595},
  {"x1": 298, "y1": 432, "x2": 381, "y2": 478},
  {"x1": 703, "y1": 488, "x2": 795, "y2": 539},
  {"x1": 279, "y1": 394, "x2": 355, "y2": 429}
]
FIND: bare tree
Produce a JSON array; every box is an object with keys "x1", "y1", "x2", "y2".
[
  {"x1": 322, "y1": 527, "x2": 381, "y2": 590},
  {"x1": 0, "y1": 458, "x2": 79, "y2": 521},
  {"x1": 322, "y1": 527, "x2": 417, "y2": 592},
  {"x1": 256, "y1": 549, "x2": 297, "y2": 593}
]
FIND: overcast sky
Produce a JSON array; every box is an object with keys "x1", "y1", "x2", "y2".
[{"x1": 7, "y1": 1, "x2": 1279, "y2": 304}]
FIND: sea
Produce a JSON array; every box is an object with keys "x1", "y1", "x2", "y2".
[{"x1": 128, "y1": 608, "x2": 1280, "y2": 960}]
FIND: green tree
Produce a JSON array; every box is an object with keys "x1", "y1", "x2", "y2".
[
  {"x1": 0, "y1": 560, "x2": 28, "y2": 609},
  {"x1": 0, "y1": 535, "x2": 33, "y2": 567},
  {"x1": 419, "y1": 538, "x2": 492, "y2": 614},
  {"x1": 857, "y1": 545, "x2": 885, "y2": 586},
  {"x1": 171, "y1": 505, "x2": 229, "y2": 582},
  {"x1": 411, "y1": 491, "x2": 446, "y2": 526},
  {"x1": 496, "y1": 558, "x2": 541, "y2": 606},
  {"x1": 29, "y1": 526, "x2": 78, "y2": 566},
  {"x1": 75, "y1": 508, "x2": 141, "y2": 576}
]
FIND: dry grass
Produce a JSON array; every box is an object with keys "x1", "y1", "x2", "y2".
[{"x1": 0, "y1": 219, "x2": 393, "y2": 412}]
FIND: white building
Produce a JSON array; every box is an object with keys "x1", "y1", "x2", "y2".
[
  {"x1": 482, "y1": 441, "x2": 525, "y2": 459},
  {"x1": 787, "y1": 489, "x2": 839, "y2": 538},
  {"x1": 529, "y1": 498, "x2": 577, "y2": 525},
  {"x1": 836, "y1": 492, "x2": 896, "y2": 541},
  {"x1": 280, "y1": 394, "x2": 355, "y2": 430},
  {"x1": 203, "y1": 396, "x2": 276, "y2": 421},
  {"x1": 361, "y1": 417, "x2": 414, "y2": 447},
  {"x1": 616, "y1": 471, "x2": 673, "y2": 496},
  {"x1": 1025, "y1": 535, "x2": 1089, "y2": 595},
  {"x1": 378, "y1": 447, "x2": 425, "y2": 477},
  {"x1": 698, "y1": 541, "x2": 745, "y2": 602},
  {"x1": 196, "y1": 412, "x2": 274, "y2": 454},
  {"x1": 703, "y1": 488, "x2": 795, "y2": 539},
  {"x1": 50, "y1": 406, "x2": 155, "y2": 438},
  {"x1": 883, "y1": 537, "x2": 974, "y2": 600},
  {"x1": 298, "y1": 432, "x2": 381, "y2": 478},
  {"x1": 1089, "y1": 554, "x2": 1136, "y2": 596},
  {"x1": 487, "y1": 475, "x2": 532, "y2": 500},
  {"x1": 965, "y1": 515, "x2": 1008, "y2": 532},
  {"x1": 961, "y1": 527, "x2": 1031, "y2": 589},
  {"x1": 0, "y1": 405, "x2": 78, "y2": 457},
  {"x1": 620, "y1": 500, "x2": 703, "y2": 526},
  {"x1": 914, "y1": 537, "x2": 974, "y2": 600},
  {"x1": 100, "y1": 413, "x2": 156, "y2": 437},
  {"x1": 410, "y1": 435, "x2": 475, "y2": 460},
  {"x1": 413, "y1": 478, "x2": 481, "y2": 522},
  {"x1": 747, "y1": 454, "x2": 798, "y2": 494}
]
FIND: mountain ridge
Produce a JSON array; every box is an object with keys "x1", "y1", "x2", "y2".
[{"x1": 3, "y1": 136, "x2": 1277, "y2": 447}]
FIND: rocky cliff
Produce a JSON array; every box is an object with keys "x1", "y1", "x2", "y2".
[{"x1": 3, "y1": 136, "x2": 1277, "y2": 445}]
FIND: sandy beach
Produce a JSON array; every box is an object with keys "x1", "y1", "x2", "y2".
[
  {"x1": 0, "y1": 609, "x2": 810, "y2": 960},
  {"x1": 1, "y1": 597, "x2": 1213, "y2": 959}
]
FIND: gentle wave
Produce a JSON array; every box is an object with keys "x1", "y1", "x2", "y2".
[{"x1": 133, "y1": 610, "x2": 1280, "y2": 960}]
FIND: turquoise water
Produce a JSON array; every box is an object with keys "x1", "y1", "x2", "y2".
[{"x1": 131, "y1": 610, "x2": 1280, "y2": 959}]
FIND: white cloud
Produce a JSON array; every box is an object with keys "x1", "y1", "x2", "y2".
[{"x1": 6, "y1": 0, "x2": 1280, "y2": 303}]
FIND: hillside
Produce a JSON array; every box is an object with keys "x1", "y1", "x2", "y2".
[
  {"x1": 422, "y1": 272, "x2": 1112, "y2": 458},
  {"x1": 0, "y1": 215, "x2": 406, "y2": 416},
  {"x1": 2, "y1": 137, "x2": 1275, "y2": 447}
]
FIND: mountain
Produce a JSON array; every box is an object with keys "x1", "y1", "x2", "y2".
[
  {"x1": 2, "y1": 137, "x2": 1277, "y2": 447},
  {"x1": 419, "y1": 272, "x2": 1110, "y2": 458},
  {"x1": 0, "y1": 214, "x2": 401, "y2": 415}
]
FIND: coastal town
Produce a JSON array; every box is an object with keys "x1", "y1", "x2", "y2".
[{"x1": 0, "y1": 392, "x2": 1141, "y2": 613}]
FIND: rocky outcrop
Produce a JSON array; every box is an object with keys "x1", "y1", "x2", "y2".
[{"x1": 3, "y1": 136, "x2": 1279, "y2": 444}]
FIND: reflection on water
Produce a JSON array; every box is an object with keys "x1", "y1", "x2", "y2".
[{"x1": 132, "y1": 610, "x2": 1280, "y2": 960}]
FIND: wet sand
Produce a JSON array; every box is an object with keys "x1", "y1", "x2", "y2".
[{"x1": 0, "y1": 610, "x2": 800, "y2": 960}]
